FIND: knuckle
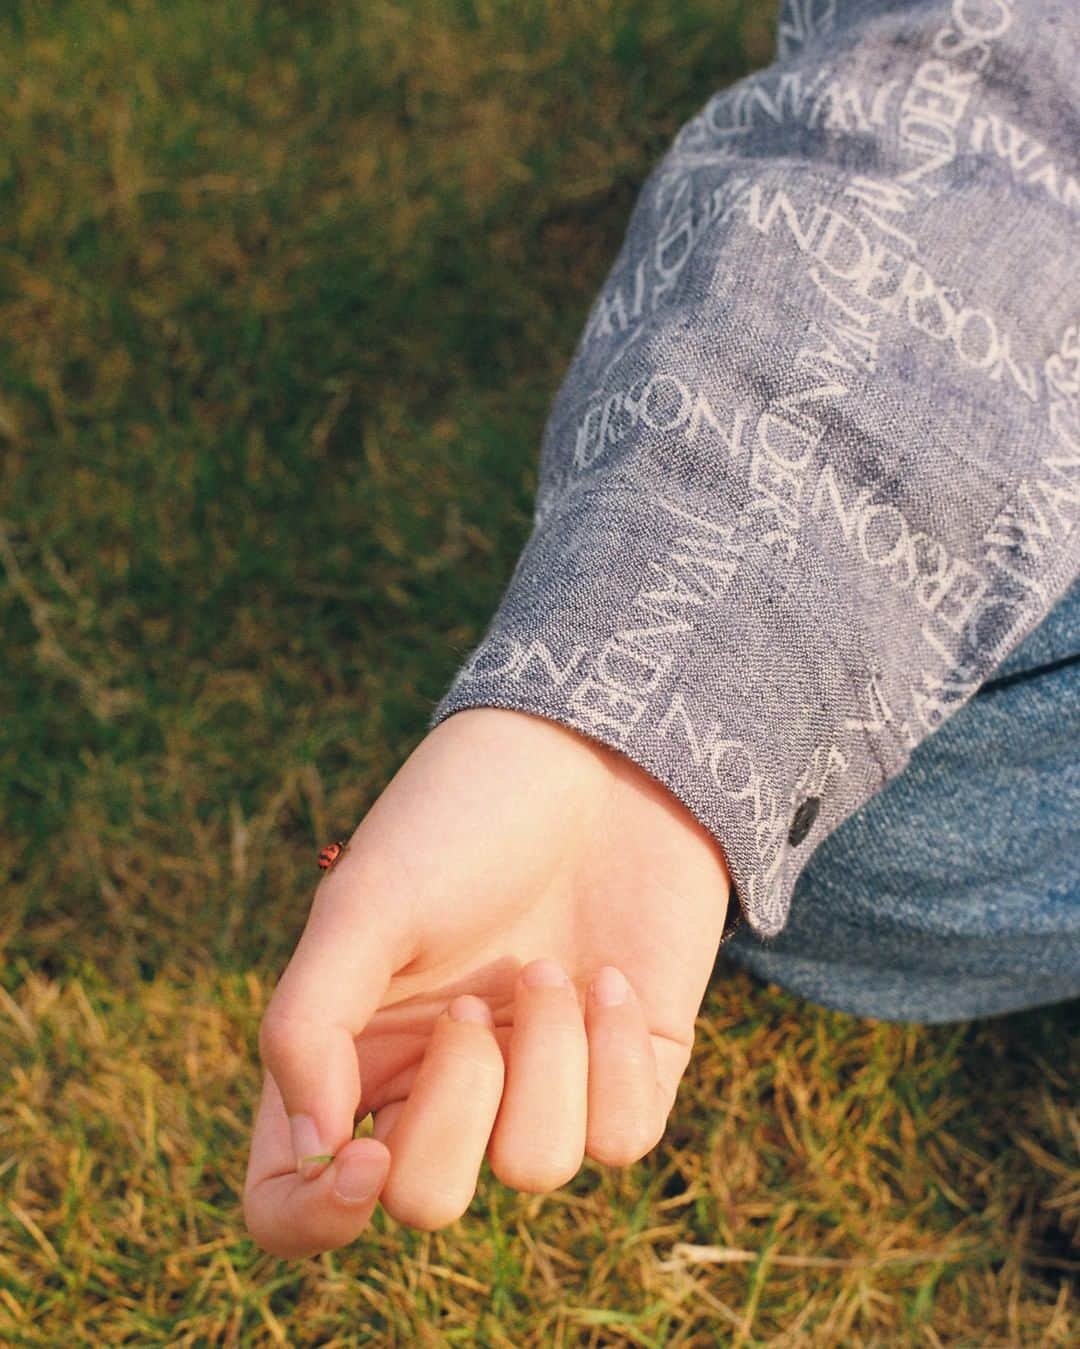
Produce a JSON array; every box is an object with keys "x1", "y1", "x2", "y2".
[
  {"x1": 587, "y1": 1133, "x2": 652, "y2": 1169},
  {"x1": 490, "y1": 1150, "x2": 582, "y2": 1195},
  {"x1": 245, "y1": 1221, "x2": 281, "y2": 1258},
  {"x1": 242, "y1": 1198, "x2": 284, "y2": 1258},
  {"x1": 243, "y1": 1203, "x2": 326, "y2": 1260},
  {"x1": 588, "y1": 1114, "x2": 666, "y2": 1169},
  {"x1": 257, "y1": 1004, "x2": 305, "y2": 1070},
  {"x1": 383, "y1": 1183, "x2": 470, "y2": 1232}
]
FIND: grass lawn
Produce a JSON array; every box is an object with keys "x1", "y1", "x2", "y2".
[{"x1": 1, "y1": 0, "x2": 1076, "y2": 1343}]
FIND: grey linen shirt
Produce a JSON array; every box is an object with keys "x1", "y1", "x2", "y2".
[{"x1": 427, "y1": 0, "x2": 1080, "y2": 941}]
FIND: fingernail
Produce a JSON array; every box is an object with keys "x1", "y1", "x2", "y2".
[
  {"x1": 592, "y1": 966, "x2": 629, "y2": 1006},
  {"x1": 449, "y1": 994, "x2": 491, "y2": 1024},
  {"x1": 522, "y1": 958, "x2": 571, "y2": 989},
  {"x1": 334, "y1": 1145, "x2": 389, "y2": 1204},
  {"x1": 290, "y1": 1114, "x2": 326, "y2": 1177}
]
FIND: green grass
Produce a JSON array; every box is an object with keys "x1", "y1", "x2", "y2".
[{"x1": 0, "y1": 1, "x2": 1076, "y2": 1343}]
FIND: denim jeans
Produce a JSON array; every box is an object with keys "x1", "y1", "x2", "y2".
[{"x1": 718, "y1": 573, "x2": 1080, "y2": 1024}]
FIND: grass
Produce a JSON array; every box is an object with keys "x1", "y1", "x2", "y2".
[{"x1": 0, "y1": 0, "x2": 1076, "y2": 1343}]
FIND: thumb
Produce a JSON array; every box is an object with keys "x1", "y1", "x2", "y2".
[{"x1": 258, "y1": 851, "x2": 417, "y2": 1177}]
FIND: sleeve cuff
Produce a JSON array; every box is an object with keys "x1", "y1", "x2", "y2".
[{"x1": 426, "y1": 482, "x2": 912, "y2": 939}]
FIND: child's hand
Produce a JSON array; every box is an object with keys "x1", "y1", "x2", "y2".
[{"x1": 243, "y1": 707, "x2": 732, "y2": 1257}]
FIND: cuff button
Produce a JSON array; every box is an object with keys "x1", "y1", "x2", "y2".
[{"x1": 787, "y1": 796, "x2": 821, "y2": 847}]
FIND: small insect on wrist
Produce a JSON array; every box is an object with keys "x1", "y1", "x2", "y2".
[{"x1": 317, "y1": 840, "x2": 346, "y2": 871}]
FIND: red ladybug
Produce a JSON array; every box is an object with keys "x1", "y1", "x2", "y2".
[{"x1": 318, "y1": 840, "x2": 345, "y2": 871}]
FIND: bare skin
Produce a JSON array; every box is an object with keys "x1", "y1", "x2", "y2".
[{"x1": 244, "y1": 706, "x2": 732, "y2": 1257}]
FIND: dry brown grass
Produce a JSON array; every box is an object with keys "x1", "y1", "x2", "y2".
[{"x1": 1, "y1": 963, "x2": 1076, "y2": 1345}]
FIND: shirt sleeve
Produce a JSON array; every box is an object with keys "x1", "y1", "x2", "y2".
[{"x1": 425, "y1": 0, "x2": 1080, "y2": 940}]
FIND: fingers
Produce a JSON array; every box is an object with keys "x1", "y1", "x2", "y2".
[
  {"x1": 487, "y1": 959, "x2": 589, "y2": 1192},
  {"x1": 257, "y1": 851, "x2": 416, "y2": 1175},
  {"x1": 247, "y1": 960, "x2": 682, "y2": 1253},
  {"x1": 487, "y1": 958, "x2": 675, "y2": 1188},
  {"x1": 374, "y1": 995, "x2": 506, "y2": 1231},
  {"x1": 487, "y1": 957, "x2": 660, "y2": 1193},
  {"x1": 244, "y1": 1072, "x2": 391, "y2": 1259},
  {"x1": 584, "y1": 966, "x2": 680, "y2": 1166},
  {"x1": 374, "y1": 960, "x2": 675, "y2": 1229},
  {"x1": 246, "y1": 996, "x2": 507, "y2": 1252}
]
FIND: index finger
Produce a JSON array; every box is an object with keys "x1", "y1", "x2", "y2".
[{"x1": 257, "y1": 847, "x2": 417, "y2": 1175}]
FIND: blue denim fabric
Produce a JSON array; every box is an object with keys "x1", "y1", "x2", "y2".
[{"x1": 719, "y1": 571, "x2": 1080, "y2": 1023}]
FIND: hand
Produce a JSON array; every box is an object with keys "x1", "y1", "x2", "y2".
[{"x1": 243, "y1": 706, "x2": 731, "y2": 1257}]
